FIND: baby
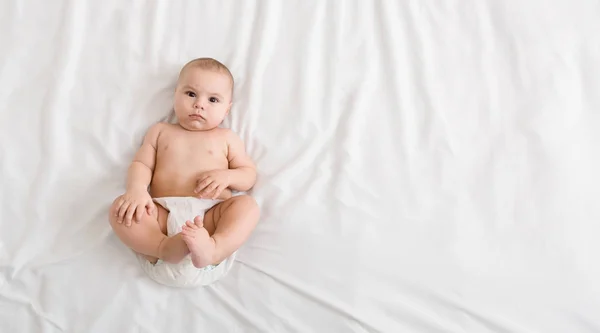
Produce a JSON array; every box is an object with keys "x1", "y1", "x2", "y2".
[{"x1": 108, "y1": 58, "x2": 259, "y2": 286}]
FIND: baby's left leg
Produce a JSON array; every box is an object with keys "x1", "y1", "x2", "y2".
[{"x1": 181, "y1": 195, "x2": 259, "y2": 268}]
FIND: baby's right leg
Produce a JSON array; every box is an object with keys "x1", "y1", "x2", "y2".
[{"x1": 108, "y1": 197, "x2": 189, "y2": 264}]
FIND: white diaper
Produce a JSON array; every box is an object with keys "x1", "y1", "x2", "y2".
[{"x1": 136, "y1": 196, "x2": 237, "y2": 288}]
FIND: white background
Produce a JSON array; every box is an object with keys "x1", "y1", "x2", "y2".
[{"x1": 1, "y1": 1, "x2": 599, "y2": 332}]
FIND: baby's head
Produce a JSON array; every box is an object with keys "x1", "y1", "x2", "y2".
[{"x1": 173, "y1": 57, "x2": 234, "y2": 131}]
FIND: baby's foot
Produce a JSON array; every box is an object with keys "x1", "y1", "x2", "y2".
[{"x1": 181, "y1": 216, "x2": 215, "y2": 268}]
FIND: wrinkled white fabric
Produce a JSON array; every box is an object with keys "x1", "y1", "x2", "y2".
[
  {"x1": 136, "y1": 197, "x2": 236, "y2": 288},
  {"x1": 1, "y1": 0, "x2": 600, "y2": 332}
]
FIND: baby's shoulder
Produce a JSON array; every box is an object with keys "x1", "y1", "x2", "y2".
[
  {"x1": 143, "y1": 122, "x2": 179, "y2": 144},
  {"x1": 220, "y1": 129, "x2": 247, "y2": 149},
  {"x1": 150, "y1": 121, "x2": 185, "y2": 135},
  {"x1": 146, "y1": 121, "x2": 170, "y2": 134},
  {"x1": 215, "y1": 127, "x2": 242, "y2": 140},
  {"x1": 214, "y1": 127, "x2": 234, "y2": 137}
]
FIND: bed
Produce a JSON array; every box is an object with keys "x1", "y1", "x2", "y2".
[{"x1": 1, "y1": 0, "x2": 599, "y2": 332}]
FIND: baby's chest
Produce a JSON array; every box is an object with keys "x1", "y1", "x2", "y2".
[{"x1": 158, "y1": 136, "x2": 227, "y2": 161}]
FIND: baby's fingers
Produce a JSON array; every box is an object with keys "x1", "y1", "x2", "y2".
[
  {"x1": 118, "y1": 201, "x2": 130, "y2": 220},
  {"x1": 113, "y1": 198, "x2": 124, "y2": 217},
  {"x1": 200, "y1": 182, "x2": 218, "y2": 197},
  {"x1": 125, "y1": 206, "x2": 136, "y2": 227},
  {"x1": 195, "y1": 179, "x2": 213, "y2": 194},
  {"x1": 146, "y1": 200, "x2": 156, "y2": 215},
  {"x1": 135, "y1": 204, "x2": 144, "y2": 222},
  {"x1": 114, "y1": 203, "x2": 123, "y2": 221},
  {"x1": 125, "y1": 203, "x2": 140, "y2": 227},
  {"x1": 211, "y1": 185, "x2": 226, "y2": 200}
]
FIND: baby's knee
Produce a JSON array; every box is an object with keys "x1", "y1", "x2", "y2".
[
  {"x1": 231, "y1": 194, "x2": 253, "y2": 204},
  {"x1": 233, "y1": 195, "x2": 259, "y2": 215}
]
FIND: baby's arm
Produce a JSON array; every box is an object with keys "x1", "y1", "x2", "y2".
[
  {"x1": 127, "y1": 124, "x2": 161, "y2": 192},
  {"x1": 225, "y1": 130, "x2": 257, "y2": 191},
  {"x1": 194, "y1": 130, "x2": 255, "y2": 199},
  {"x1": 115, "y1": 123, "x2": 162, "y2": 225}
]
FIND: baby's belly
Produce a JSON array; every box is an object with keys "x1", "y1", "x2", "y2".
[
  {"x1": 150, "y1": 171, "x2": 198, "y2": 198},
  {"x1": 149, "y1": 152, "x2": 230, "y2": 198}
]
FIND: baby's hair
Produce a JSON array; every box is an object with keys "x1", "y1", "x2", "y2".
[{"x1": 179, "y1": 57, "x2": 234, "y2": 97}]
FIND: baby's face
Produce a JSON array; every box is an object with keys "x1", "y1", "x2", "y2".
[{"x1": 173, "y1": 67, "x2": 232, "y2": 131}]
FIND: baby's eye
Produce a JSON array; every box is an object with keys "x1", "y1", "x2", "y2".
[
  {"x1": 186, "y1": 91, "x2": 196, "y2": 98},
  {"x1": 209, "y1": 97, "x2": 219, "y2": 103}
]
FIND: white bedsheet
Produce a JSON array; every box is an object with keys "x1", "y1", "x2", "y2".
[{"x1": 1, "y1": 0, "x2": 600, "y2": 332}]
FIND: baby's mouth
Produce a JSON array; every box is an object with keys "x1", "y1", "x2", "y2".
[{"x1": 189, "y1": 114, "x2": 205, "y2": 121}]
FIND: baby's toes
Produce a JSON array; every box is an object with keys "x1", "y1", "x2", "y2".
[{"x1": 188, "y1": 221, "x2": 201, "y2": 230}]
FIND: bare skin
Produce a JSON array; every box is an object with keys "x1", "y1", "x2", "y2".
[{"x1": 108, "y1": 60, "x2": 259, "y2": 267}]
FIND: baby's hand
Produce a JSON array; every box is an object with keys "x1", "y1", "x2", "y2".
[
  {"x1": 114, "y1": 189, "x2": 156, "y2": 227},
  {"x1": 194, "y1": 170, "x2": 231, "y2": 200}
]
